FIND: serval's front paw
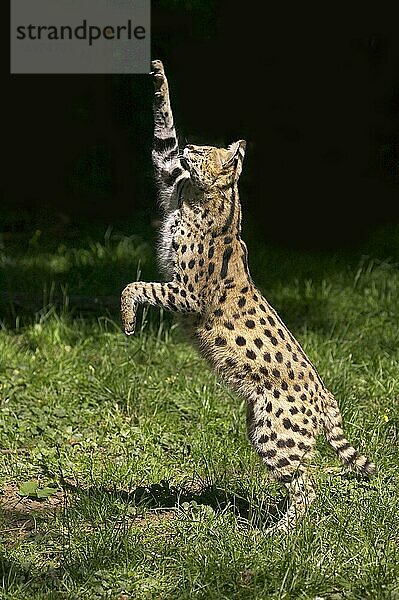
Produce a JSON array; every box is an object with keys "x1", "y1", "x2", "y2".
[
  {"x1": 151, "y1": 59, "x2": 165, "y2": 77},
  {"x1": 123, "y1": 317, "x2": 136, "y2": 336},
  {"x1": 121, "y1": 306, "x2": 137, "y2": 335},
  {"x1": 151, "y1": 59, "x2": 169, "y2": 100},
  {"x1": 121, "y1": 286, "x2": 137, "y2": 336}
]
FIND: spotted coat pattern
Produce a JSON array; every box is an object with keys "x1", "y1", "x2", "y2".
[{"x1": 121, "y1": 60, "x2": 376, "y2": 532}]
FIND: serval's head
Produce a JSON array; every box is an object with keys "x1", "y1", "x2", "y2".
[{"x1": 182, "y1": 140, "x2": 246, "y2": 192}]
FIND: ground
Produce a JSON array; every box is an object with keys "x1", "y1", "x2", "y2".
[{"x1": 0, "y1": 213, "x2": 398, "y2": 599}]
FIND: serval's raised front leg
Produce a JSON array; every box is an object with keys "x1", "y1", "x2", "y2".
[
  {"x1": 151, "y1": 60, "x2": 188, "y2": 211},
  {"x1": 121, "y1": 281, "x2": 202, "y2": 335}
]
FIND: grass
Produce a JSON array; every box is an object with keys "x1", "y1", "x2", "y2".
[{"x1": 0, "y1": 213, "x2": 399, "y2": 599}]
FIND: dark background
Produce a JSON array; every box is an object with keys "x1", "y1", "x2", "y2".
[{"x1": 3, "y1": 2, "x2": 399, "y2": 248}]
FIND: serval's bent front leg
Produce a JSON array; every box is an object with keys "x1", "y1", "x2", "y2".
[
  {"x1": 121, "y1": 281, "x2": 202, "y2": 335},
  {"x1": 151, "y1": 60, "x2": 188, "y2": 211}
]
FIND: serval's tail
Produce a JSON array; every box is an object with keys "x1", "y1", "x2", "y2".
[{"x1": 324, "y1": 393, "x2": 376, "y2": 476}]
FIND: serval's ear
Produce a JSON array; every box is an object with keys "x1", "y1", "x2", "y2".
[{"x1": 224, "y1": 140, "x2": 246, "y2": 179}]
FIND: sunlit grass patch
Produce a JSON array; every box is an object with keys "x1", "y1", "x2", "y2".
[{"x1": 0, "y1": 220, "x2": 399, "y2": 598}]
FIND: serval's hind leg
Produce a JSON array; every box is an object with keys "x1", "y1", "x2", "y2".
[
  {"x1": 265, "y1": 471, "x2": 316, "y2": 534},
  {"x1": 248, "y1": 405, "x2": 317, "y2": 533}
]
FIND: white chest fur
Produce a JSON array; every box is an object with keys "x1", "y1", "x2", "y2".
[{"x1": 158, "y1": 209, "x2": 181, "y2": 278}]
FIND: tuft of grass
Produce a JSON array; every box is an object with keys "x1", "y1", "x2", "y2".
[{"x1": 0, "y1": 216, "x2": 399, "y2": 599}]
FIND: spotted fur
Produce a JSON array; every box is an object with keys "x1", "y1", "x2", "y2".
[{"x1": 121, "y1": 60, "x2": 376, "y2": 532}]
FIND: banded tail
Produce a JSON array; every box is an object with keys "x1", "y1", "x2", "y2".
[{"x1": 324, "y1": 394, "x2": 376, "y2": 476}]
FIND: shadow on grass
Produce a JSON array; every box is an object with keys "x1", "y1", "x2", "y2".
[{"x1": 62, "y1": 478, "x2": 287, "y2": 531}]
